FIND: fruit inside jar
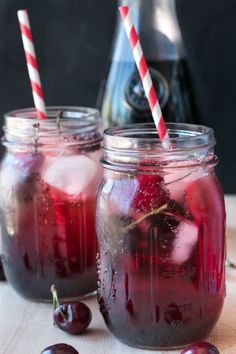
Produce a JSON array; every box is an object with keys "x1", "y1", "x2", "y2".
[
  {"x1": 97, "y1": 165, "x2": 225, "y2": 349},
  {"x1": 0, "y1": 148, "x2": 102, "y2": 300}
]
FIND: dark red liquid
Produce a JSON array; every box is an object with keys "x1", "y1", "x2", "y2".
[
  {"x1": 97, "y1": 174, "x2": 225, "y2": 348},
  {"x1": 0, "y1": 152, "x2": 99, "y2": 300}
]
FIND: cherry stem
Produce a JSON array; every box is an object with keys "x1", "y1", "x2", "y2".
[
  {"x1": 50, "y1": 285, "x2": 67, "y2": 321},
  {"x1": 123, "y1": 203, "x2": 168, "y2": 232},
  {"x1": 56, "y1": 110, "x2": 63, "y2": 131}
]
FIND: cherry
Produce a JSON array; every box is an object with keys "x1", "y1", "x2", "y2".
[
  {"x1": 132, "y1": 174, "x2": 169, "y2": 212},
  {"x1": 181, "y1": 342, "x2": 220, "y2": 354},
  {"x1": 164, "y1": 303, "x2": 182, "y2": 326},
  {"x1": 51, "y1": 285, "x2": 92, "y2": 334},
  {"x1": 40, "y1": 343, "x2": 79, "y2": 354}
]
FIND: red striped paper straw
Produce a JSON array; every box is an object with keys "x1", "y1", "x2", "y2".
[
  {"x1": 17, "y1": 9, "x2": 47, "y2": 119},
  {"x1": 119, "y1": 6, "x2": 170, "y2": 145}
]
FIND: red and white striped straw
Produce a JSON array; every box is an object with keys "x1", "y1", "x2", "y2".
[
  {"x1": 119, "y1": 6, "x2": 170, "y2": 145},
  {"x1": 17, "y1": 9, "x2": 47, "y2": 119}
]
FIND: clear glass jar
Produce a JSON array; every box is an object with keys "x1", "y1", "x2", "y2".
[
  {"x1": 96, "y1": 123, "x2": 225, "y2": 349},
  {"x1": 0, "y1": 107, "x2": 103, "y2": 301}
]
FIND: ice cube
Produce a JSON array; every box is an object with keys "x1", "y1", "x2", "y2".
[
  {"x1": 43, "y1": 155, "x2": 97, "y2": 195},
  {"x1": 171, "y1": 220, "x2": 198, "y2": 264}
]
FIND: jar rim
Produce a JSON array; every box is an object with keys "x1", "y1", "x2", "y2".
[
  {"x1": 4, "y1": 106, "x2": 101, "y2": 133},
  {"x1": 3, "y1": 106, "x2": 103, "y2": 149},
  {"x1": 102, "y1": 123, "x2": 216, "y2": 170},
  {"x1": 5, "y1": 106, "x2": 100, "y2": 120},
  {"x1": 104, "y1": 123, "x2": 214, "y2": 151}
]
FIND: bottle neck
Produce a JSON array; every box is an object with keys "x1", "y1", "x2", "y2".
[{"x1": 115, "y1": 0, "x2": 185, "y2": 62}]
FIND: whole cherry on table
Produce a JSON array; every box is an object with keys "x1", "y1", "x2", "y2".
[
  {"x1": 51, "y1": 285, "x2": 92, "y2": 335},
  {"x1": 40, "y1": 343, "x2": 79, "y2": 354}
]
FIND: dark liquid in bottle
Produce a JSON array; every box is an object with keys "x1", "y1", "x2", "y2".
[{"x1": 102, "y1": 59, "x2": 200, "y2": 127}]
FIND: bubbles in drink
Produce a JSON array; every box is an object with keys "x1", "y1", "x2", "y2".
[
  {"x1": 97, "y1": 170, "x2": 225, "y2": 348},
  {"x1": 0, "y1": 149, "x2": 102, "y2": 299}
]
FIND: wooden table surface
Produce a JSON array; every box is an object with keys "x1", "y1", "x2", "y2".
[{"x1": 0, "y1": 196, "x2": 236, "y2": 354}]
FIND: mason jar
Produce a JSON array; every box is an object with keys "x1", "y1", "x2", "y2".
[
  {"x1": 0, "y1": 107, "x2": 103, "y2": 301},
  {"x1": 96, "y1": 123, "x2": 226, "y2": 349}
]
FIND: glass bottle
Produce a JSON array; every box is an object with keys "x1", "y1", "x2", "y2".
[
  {"x1": 96, "y1": 123, "x2": 225, "y2": 349},
  {"x1": 0, "y1": 107, "x2": 103, "y2": 301},
  {"x1": 101, "y1": 0, "x2": 200, "y2": 127}
]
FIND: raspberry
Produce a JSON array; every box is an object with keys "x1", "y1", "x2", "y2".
[{"x1": 132, "y1": 174, "x2": 169, "y2": 212}]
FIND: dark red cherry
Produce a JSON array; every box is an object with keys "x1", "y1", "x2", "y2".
[
  {"x1": 164, "y1": 303, "x2": 182, "y2": 326},
  {"x1": 51, "y1": 285, "x2": 92, "y2": 334},
  {"x1": 40, "y1": 343, "x2": 79, "y2": 354},
  {"x1": 54, "y1": 301, "x2": 92, "y2": 334},
  {"x1": 181, "y1": 342, "x2": 220, "y2": 354}
]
